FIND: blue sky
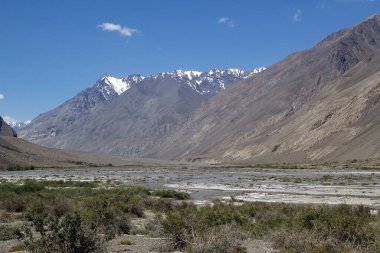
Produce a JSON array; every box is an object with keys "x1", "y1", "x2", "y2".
[{"x1": 0, "y1": 0, "x2": 379, "y2": 122}]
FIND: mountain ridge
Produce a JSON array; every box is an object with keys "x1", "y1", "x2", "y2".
[{"x1": 20, "y1": 67, "x2": 265, "y2": 154}]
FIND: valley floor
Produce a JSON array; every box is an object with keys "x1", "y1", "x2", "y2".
[
  {"x1": 1, "y1": 165, "x2": 379, "y2": 253},
  {"x1": 1, "y1": 166, "x2": 380, "y2": 208}
]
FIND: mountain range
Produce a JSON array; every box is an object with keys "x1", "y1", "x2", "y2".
[
  {"x1": 20, "y1": 14, "x2": 380, "y2": 163},
  {"x1": 20, "y1": 68, "x2": 265, "y2": 157}
]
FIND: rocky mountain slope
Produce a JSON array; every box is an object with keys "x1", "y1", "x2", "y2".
[
  {"x1": 2, "y1": 116, "x2": 30, "y2": 132},
  {"x1": 0, "y1": 117, "x2": 81, "y2": 167},
  {"x1": 152, "y1": 14, "x2": 380, "y2": 163},
  {"x1": 0, "y1": 133, "x2": 135, "y2": 169},
  {"x1": 0, "y1": 117, "x2": 17, "y2": 137},
  {"x1": 20, "y1": 68, "x2": 264, "y2": 155}
]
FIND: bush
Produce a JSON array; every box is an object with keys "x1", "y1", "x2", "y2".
[
  {"x1": 18, "y1": 211, "x2": 105, "y2": 253},
  {"x1": 271, "y1": 204, "x2": 374, "y2": 252},
  {"x1": 6, "y1": 165, "x2": 35, "y2": 171},
  {"x1": 162, "y1": 202, "x2": 247, "y2": 251},
  {"x1": 0, "y1": 180, "x2": 44, "y2": 194},
  {"x1": 0, "y1": 224, "x2": 20, "y2": 241},
  {"x1": 153, "y1": 189, "x2": 190, "y2": 200},
  {"x1": 82, "y1": 196, "x2": 132, "y2": 239},
  {"x1": 185, "y1": 224, "x2": 246, "y2": 253},
  {"x1": 0, "y1": 192, "x2": 27, "y2": 212}
]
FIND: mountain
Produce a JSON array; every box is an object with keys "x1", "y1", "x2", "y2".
[
  {"x1": 21, "y1": 68, "x2": 264, "y2": 155},
  {"x1": 0, "y1": 117, "x2": 17, "y2": 137},
  {"x1": 21, "y1": 14, "x2": 380, "y2": 163},
  {"x1": 2, "y1": 116, "x2": 31, "y2": 132},
  {"x1": 151, "y1": 13, "x2": 380, "y2": 163},
  {"x1": 155, "y1": 68, "x2": 265, "y2": 96},
  {"x1": 20, "y1": 74, "x2": 144, "y2": 141}
]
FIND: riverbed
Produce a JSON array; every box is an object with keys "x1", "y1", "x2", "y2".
[{"x1": 1, "y1": 166, "x2": 379, "y2": 208}]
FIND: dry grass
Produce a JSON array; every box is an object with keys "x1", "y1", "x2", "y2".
[
  {"x1": 118, "y1": 239, "x2": 135, "y2": 245},
  {"x1": 9, "y1": 243, "x2": 26, "y2": 252}
]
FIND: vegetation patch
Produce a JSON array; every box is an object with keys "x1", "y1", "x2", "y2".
[
  {"x1": 0, "y1": 179, "x2": 379, "y2": 253},
  {"x1": 6, "y1": 165, "x2": 35, "y2": 171},
  {"x1": 9, "y1": 243, "x2": 26, "y2": 252},
  {"x1": 272, "y1": 144, "x2": 280, "y2": 152},
  {"x1": 119, "y1": 239, "x2": 134, "y2": 245},
  {"x1": 0, "y1": 224, "x2": 20, "y2": 241},
  {"x1": 152, "y1": 189, "x2": 190, "y2": 200},
  {"x1": 162, "y1": 201, "x2": 380, "y2": 253}
]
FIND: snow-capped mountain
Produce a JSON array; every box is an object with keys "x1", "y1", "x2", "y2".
[
  {"x1": 157, "y1": 68, "x2": 266, "y2": 96},
  {"x1": 97, "y1": 67, "x2": 266, "y2": 98},
  {"x1": 96, "y1": 74, "x2": 145, "y2": 100},
  {"x1": 20, "y1": 67, "x2": 265, "y2": 155},
  {"x1": 2, "y1": 116, "x2": 30, "y2": 132}
]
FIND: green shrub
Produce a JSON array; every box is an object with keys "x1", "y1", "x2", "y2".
[
  {"x1": 0, "y1": 192, "x2": 27, "y2": 212},
  {"x1": 82, "y1": 196, "x2": 131, "y2": 239},
  {"x1": 162, "y1": 202, "x2": 248, "y2": 251},
  {"x1": 270, "y1": 204, "x2": 374, "y2": 252},
  {"x1": 0, "y1": 180, "x2": 44, "y2": 194},
  {"x1": 19, "y1": 211, "x2": 105, "y2": 253},
  {"x1": 6, "y1": 165, "x2": 35, "y2": 171},
  {"x1": 272, "y1": 144, "x2": 280, "y2": 152},
  {"x1": 153, "y1": 189, "x2": 190, "y2": 200},
  {"x1": 0, "y1": 224, "x2": 20, "y2": 241}
]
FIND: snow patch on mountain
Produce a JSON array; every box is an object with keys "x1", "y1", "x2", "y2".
[
  {"x1": 244, "y1": 67, "x2": 267, "y2": 78},
  {"x1": 95, "y1": 74, "x2": 145, "y2": 100},
  {"x1": 94, "y1": 67, "x2": 265, "y2": 99},
  {"x1": 167, "y1": 67, "x2": 266, "y2": 95},
  {"x1": 103, "y1": 76, "x2": 129, "y2": 95}
]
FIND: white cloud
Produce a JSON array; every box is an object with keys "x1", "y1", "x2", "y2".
[
  {"x1": 218, "y1": 17, "x2": 235, "y2": 28},
  {"x1": 0, "y1": 93, "x2": 4, "y2": 100},
  {"x1": 97, "y1": 22, "x2": 138, "y2": 37},
  {"x1": 293, "y1": 9, "x2": 301, "y2": 22}
]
